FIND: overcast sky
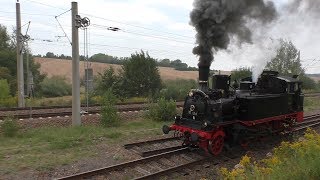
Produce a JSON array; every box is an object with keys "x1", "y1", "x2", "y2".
[{"x1": 0, "y1": 0, "x2": 319, "y2": 74}]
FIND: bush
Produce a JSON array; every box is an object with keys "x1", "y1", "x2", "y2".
[
  {"x1": 0, "y1": 96, "x2": 17, "y2": 107},
  {"x1": 0, "y1": 79, "x2": 10, "y2": 99},
  {"x1": 39, "y1": 76, "x2": 72, "y2": 97},
  {"x1": 0, "y1": 117, "x2": 19, "y2": 137},
  {"x1": 0, "y1": 79, "x2": 17, "y2": 107},
  {"x1": 146, "y1": 97, "x2": 177, "y2": 121},
  {"x1": 100, "y1": 90, "x2": 120, "y2": 127},
  {"x1": 159, "y1": 79, "x2": 196, "y2": 101}
]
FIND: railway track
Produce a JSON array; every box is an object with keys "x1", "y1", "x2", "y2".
[
  {"x1": 304, "y1": 92, "x2": 320, "y2": 97},
  {"x1": 56, "y1": 147, "x2": 206, "y2": 180},
  {"x1": 0, "y1": 102, "x2": 184, "y2": 120},
  {"x1": 0, "y1": 107, "x2": 147, "y2": 120},
  {"x1": 294, "y1": 113, "x2": 320, "y2": 131},
  {"x1": 0, "y1": 101, "x2": 148, "y2": 111},
  {"x1": 1, "y1": 92, "x2": 319, "y2": 120},
  {"x1": 124, "y1": 137, "x2": 182, "y2": 157},
  {"x1": 55, "y1": 113, "x2": 320, "y2": 179},
  {"x1": 1, "y1": 92, "x2": 318, "y2": 112}
]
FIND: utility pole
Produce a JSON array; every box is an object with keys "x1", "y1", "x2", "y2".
[
  {"x1": 16, "y1": 0, "x2": 25, "y2": 107},
  {"x1": 26, "y1": 42, "x2": 29, "y2": 96},
  {"x1": 71, "y1": 2, "x2": 81, "y2": 125}
]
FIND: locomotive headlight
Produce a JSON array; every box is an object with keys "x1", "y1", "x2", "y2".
[
  {"x1": 189, "y1": 92, "x2": 193, "y2": 97},
  {"x1": 203, "y1": 121, "x2": 208, "y2": 127}
]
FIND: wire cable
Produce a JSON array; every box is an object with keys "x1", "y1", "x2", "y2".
[
  {"x1": 54, "y1": 9, "x2": 72, "y2": 45},
  {"x1": 21, "y1": 0, "x2": 193, "y2": 39},
  {"x1": 91, "y1": 24, "x2": 193, "y2": 45}
]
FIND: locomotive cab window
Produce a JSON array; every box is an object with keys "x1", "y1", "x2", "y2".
[{"x1": 289, "y1": 83, "x2": 299, "y2": 93}]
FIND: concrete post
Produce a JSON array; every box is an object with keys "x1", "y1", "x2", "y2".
[{"x1": 71, "y1": 1, "x2": 81, "y2": 125}]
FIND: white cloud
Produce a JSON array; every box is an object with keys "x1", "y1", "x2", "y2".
[{"x1": 1, "y1": 0, "x2": 319, "y2": 74}]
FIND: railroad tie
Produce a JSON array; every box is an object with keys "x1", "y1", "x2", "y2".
[{"x1": 135, "y1": 166, "x2": 151, "y2": 175}]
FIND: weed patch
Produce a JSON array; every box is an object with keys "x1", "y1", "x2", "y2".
[
  {"x1": 220, "y1": 129, "x2": 320, "y2": 179},
  {"x1": 0, "y1": 117, "x2": 19, "y2": 137}
]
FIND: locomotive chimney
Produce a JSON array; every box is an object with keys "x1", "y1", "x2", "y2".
[{"x1": 198, "y1": 63, "x2": 209, "y2": 92}]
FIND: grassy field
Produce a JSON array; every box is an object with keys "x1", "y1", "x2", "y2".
[
  {"x1": 34, "y1": 57, "x2": 199, "y2": 83},
  {"x1": 0, "y1": 118, "x2": 168, "y2": 174}
]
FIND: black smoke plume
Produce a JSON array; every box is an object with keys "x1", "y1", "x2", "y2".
[{"x1": 190, "y1": 0, "x2": 277, "y2": 84}]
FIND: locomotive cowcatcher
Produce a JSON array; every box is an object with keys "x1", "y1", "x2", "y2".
[{"x1": 163, "y1": 70, "x2": 304, "y2": 155}]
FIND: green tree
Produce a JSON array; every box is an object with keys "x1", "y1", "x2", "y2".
[
  {"x1": 0, "y1": 24, "x2": 10, "y2": 49},
  {"x1": 90, "y1": 53, "x2": 123, "y2": 64},
  {"x1": 95, "y1": 67, "x2": 125, "y2": 98},
  {"x1": 122, "y1": 51, "x2": 162, "y2": 97},
  {"x1": 266, "y1": 39, "x2": 302, "y2": 75},
  {"x1": 231, "y1": 67, "x2": 252, "y2": 82},
  {"x1": 45, "y1": 52, "x2": 55, "y2": 58},
  {"x1": 266, "y1": 39, "x2": 316, "y2": 89},
  {"x1": 159, "y1": 59, "x2": 171, "y2": 67},
  {"x1": 0, "y1": 24, "x2": 45, "y2": 96}
]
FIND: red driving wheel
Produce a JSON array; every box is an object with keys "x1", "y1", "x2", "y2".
[{"x1": 208, "y1": 130, "x2": 225, "y2": 155}]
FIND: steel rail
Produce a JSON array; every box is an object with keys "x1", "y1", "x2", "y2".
[
  {"x1": 141, "y1": 145, "x2": 185, "y2": 157},
  {"x1": 0, "y1": 104, "x2": 184, "y2": 120},
  {"x1": 0, "y1": 101, "x2": 148, "y2": 111},
  {"x1": 133, "y1": 157, "x2": 207, "y2": 180},
  {"x1": 124, "y1": 137, "x2": 179, "y2": 149},
  {"x1": 56, "y1": 147, "x2": 189, "y2": 180}
]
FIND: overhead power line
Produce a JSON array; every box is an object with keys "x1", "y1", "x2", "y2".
[
  {"x1": 0, "y1": 10, "x2": 55, "y2": 17},
  {"x1": 91, "y1": 24, "x2": 193, "y2": 45},
  {"x1": 81, "y1": 12, "x2": 194, "y2": 39},
  {"x1": 30, "y1": 38, "x2": 190, "y2": 55},
  {"x1": 23, "y1": 0, "x2": 67, "y2": 10},
  {"x1": 54, "y1": 9, "x2": 72, "y2": 45},
  {"x1": 22, "y1": 0, "x2": 194, "y2": 39}
]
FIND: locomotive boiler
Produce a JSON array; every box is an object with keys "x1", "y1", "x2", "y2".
[{"x1": 163, "y1": 70, "x2": 304, "y2": 155}]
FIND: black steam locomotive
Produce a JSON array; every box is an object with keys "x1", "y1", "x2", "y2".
[{"x1": 163, "y1": 70, "x2": 304, "y2": 155}]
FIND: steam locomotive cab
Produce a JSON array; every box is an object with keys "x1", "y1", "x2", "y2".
[{"x1": 163, "y1": 70, "x2": 304, "y2": 155}]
